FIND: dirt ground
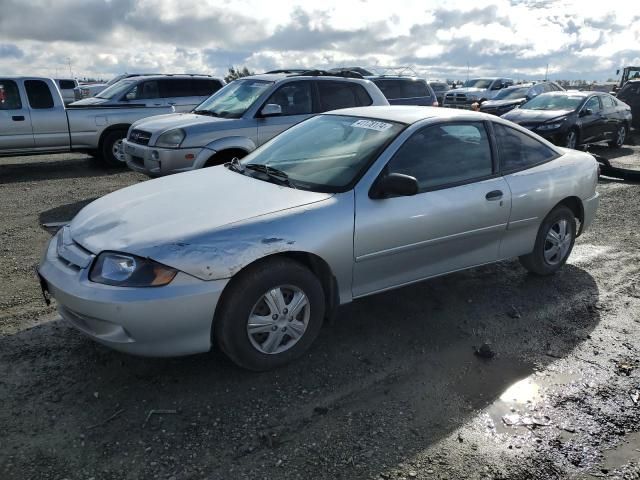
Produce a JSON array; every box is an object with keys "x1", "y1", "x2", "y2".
[{"x1": 1, "y1": 135, "x2": 639, "y2": 480}]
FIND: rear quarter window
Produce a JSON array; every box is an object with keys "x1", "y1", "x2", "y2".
[
  {"x1": 58, "y1": 80, "x2": 76, "y2": 89},
  {"x1": 493, "y1": 123, "x2": 558, "y2": 172}
]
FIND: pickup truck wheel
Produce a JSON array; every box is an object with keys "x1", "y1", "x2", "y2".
[
  {"x1": 519, "y1": 205, "x2": 576, "y2": 276},
  {"x1": 214, "y1": 257, "x2": 325, "y2": 371},
  {"x1": 100, "y1": 130, "x2": 128, "y2": 167}
]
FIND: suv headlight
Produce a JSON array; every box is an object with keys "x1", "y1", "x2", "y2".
[
  {"x1": 89, "y1": 252, "x2": 178, "y2": 287},
  {"x1": 155, "y1": 128, "x2": 185, "y2": 148}
]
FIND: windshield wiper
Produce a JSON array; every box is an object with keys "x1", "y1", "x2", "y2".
[
  {"x1": 192, "y1": 109, "x2": 219, "y2": 117},
  {"x1": 245, "y1": 163, "x2": 297, "y2": 189}
]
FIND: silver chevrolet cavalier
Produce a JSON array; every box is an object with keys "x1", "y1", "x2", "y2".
[{"x1": 38, "y1": 106, "x2": 599, "y2": 370}]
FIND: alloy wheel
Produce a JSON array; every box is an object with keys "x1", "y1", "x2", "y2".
[
  {"x1": 565, "y1": 130, "x2": 577, "y2": 149},
  {"x1": 616, "y1": 125, "x2": 626, "y2": 147},
  {"x1": 246, "y1": 285, "x2": 310, "y2": 355},
  {"x1": 112, "y1": 139, "x2": 125, "y2": 162},
  {"x1": 544, "y1": 219, "x2": 572, "y2": 265}
]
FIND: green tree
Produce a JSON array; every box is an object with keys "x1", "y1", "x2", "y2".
[{"x1": 224, "y1": 66, "x2": 254, "y2": 83}]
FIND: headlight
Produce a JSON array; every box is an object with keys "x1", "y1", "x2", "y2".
[
  {"x1": 89, "y1": 252, "x2": 178, "y2": 287},
  {"x1": 537, "y1": 121, "x2": 565, "y2": 131},
  {"x1": 155, "y1": 128, "x2": 185, "y2": 148}
]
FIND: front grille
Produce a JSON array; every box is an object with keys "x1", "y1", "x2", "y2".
[
  {"x1": 128, "y1": 129, "x2": 152, "y2": 146},
  {"x1": 443, "y1": 92, "x2": 475, "y2": 109}
]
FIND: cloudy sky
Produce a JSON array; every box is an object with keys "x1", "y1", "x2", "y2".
[{"x1": 1, "y1": 0, "x2": 639, "y2": 82}]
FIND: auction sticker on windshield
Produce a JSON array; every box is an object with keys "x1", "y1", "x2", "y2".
[{"x1": 351, "y1": 119, "x2": 393, "y2": 131}]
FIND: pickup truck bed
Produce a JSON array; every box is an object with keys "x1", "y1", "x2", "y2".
[{"x1": 0, "y1": 77, "x2": 173, "y2": 166}]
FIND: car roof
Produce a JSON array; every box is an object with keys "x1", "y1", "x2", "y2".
[
  {"x1": 322, "y1": 105, "x2": 498, "y2": 125},
  {"x1": 539, "y1": 90, "x2": 591, "y2": 97},
  {"x1": 123, "y1": 74, "x2": 222, "y2": 81},
  {"x1": 366, "y1": 76, "x2": 426, "y2": 81}
]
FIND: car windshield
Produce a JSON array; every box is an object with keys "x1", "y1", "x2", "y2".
[
  {"x1": 521, "y1": 94, "x2": 583, "y2": 111},
  {"x1": 494, "y1": 87, "x2": 530, "y2": 100},
  {"x1": 238, "y1": 115, "x2": 404, "y2": 192},
  {"x1": 463, "y1": 78, "x2": 493, "y2": 89},
  {"x1": 106, "y1": 74, "x2": 127, "y2": 87},
  {"x1": 194, "y1": 79, "x2": 272, "y2": 118},
  {"x1": 96, "y1": 79, "x2": 137, "y2": 99}
]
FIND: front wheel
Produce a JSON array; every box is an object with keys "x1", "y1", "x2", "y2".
[
  {"x1": 608, "y1": 124, "x2": 626, "y2": 149},
  {"x1": 519, "y1": 205, "x2": 576, "y2": 276},
  {"x1": 214, "y1": 258, "x2": 325, "y2": 371}
]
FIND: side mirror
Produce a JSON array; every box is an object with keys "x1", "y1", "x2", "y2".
[
  {"x1": 580, "y1": 108, "x2": 593, "y2": 117},
  {"x1": 370, "y1": 173, "x2": 419, "y2": 199},
  {"x1": 491, "y1": 83, "x2": 504, "y2": 90},
  {"x1": 260, "y1": 103, "x2": 282, "y2": 117}
]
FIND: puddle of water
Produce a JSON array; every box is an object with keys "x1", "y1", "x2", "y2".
[
  {"x1": 485, "y1": 370, "x2": 583, "y2": 435},
  {"x1": 601, "y1": 430, "x2": 640, "y2": 472}
]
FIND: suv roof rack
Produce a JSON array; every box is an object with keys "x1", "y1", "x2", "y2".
[
  {"x1": 293, "y1": 69, "x2": 364, "y2": 79},
  {"x1": 367, "y1": 65, "x2": 420, "y2": 78},
  {"x1": 265, "y1": 69, "x2": 308, "y2": 74}
]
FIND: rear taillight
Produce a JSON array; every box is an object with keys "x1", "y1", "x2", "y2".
[{"x1": 432, "y1": 101, "x2": 439, "y2": 107}]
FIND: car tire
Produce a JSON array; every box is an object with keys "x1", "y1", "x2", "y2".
[
  {"x1": 519, "y1": 205, "x2": 576, "y2": 276},
  {"x1": 564, "y1": 128, "x2": 579, "y2": 149},
  {"x1": 100, "y1": 130, "x2": 128, "y2": 167},
  {"x1": 608, "y1": 124, "x2": 627, "y2": 149},
  {"x1": 214, "y1": 257, "x2": 325, "y2": 371}
]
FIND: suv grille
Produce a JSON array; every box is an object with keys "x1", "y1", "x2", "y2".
[{"x1": 128, "y1": 129, "x2": 152, "y2": 146}]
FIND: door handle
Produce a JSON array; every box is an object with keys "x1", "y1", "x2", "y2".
[
  {"x1": 12, "y1": 115, "x2": 25, "y2": 121},
  {"x1": 485, "y1": 190, "x2": 503, "y2": 201}
]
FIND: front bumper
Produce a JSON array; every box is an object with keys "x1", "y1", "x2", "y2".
[
  {"x1": 38, "y1": 230, "x2": 228, "y2": 357},
  {"x1": 123, "y1": 139, "x2": 210, "y2": 176}
]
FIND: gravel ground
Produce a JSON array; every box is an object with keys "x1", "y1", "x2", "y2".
[{"x1": 1, "y1": 135, "x2": 639, "y2": 480}]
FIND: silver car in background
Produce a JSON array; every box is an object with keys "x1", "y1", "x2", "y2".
[
  {"x1": 70, "y1": 74, "x2": 224, "y2": 112},
  {"x1": 38, "y1": 106, "x2": 599, "y2": 370}
]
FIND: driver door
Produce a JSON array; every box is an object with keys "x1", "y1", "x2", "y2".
[
  {"x1": 352, "y1": 122, "x2": 511, "y2": 297},
  {"x1": 256, "y1": 81, "x2": 315, "y2": 145}
]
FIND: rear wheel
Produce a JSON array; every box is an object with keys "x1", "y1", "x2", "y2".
[
  {"x1": 564, "y1": 128, "x2": 579, "y2": 149},
  {"x1": 608, "y1": 124, "x2": 626, "y2": 148},
  {"x1": 215, "y1": 258, "x2": 325, "y2": 371},
  {"x1": 100, "y1": 130, "x2": 128, "y2": 167},
  {"x1": 519, "y1": 205, "x2": 576, "y2": 276}
]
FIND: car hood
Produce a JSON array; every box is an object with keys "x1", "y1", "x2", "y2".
[
  {"x1": 69, "y1": 97, "x2": 110, "y2": 106},
  {"x1": 70, "y1": 166, "x2": 333, "y2": 258},
  {"x1": 481, "y1": 98, "x2": 524, "y2": 108},
  {"x1": 132, "y1": 112, "x2": 237, "y2": 133},
  {"x1": 502, "y1": 108, "x2": 572, "y2": 123}
]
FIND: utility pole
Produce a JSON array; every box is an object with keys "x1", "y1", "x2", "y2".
[
  {"x1": 545, "y1": 63, "x2": 549, "y2": 81},
  {"x1": 467, "y1": 61, "x2": 470, "y2": 82},
  {"x1": 67, "y1": 57, "x2": 73, "y2": 77}
]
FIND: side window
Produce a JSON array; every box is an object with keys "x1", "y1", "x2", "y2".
[
  {"x1": 402, "y1": 80, "x2": 429, "y2": 98},
  {"x1": 194, "y1": 79, "x2": 223, "y2": 96},
  {"x1": 317, "y1": 81, "x2": 372, "y2": 111},
  {"x1": 0, "y1": 80, "x2": 22, "y2": 110},
  {"x1": 134, "y1": 81, "x2": 160, "y2": 99},
  {"x1": 58, "y1": 80, "x2": 76, "y2": 89},
  {"x1": 601, "y1": 95, "x2": 616, "y2": 108},
  {"x1": 374, "y1": 80, "x2": 402, "y2": 100},
  {"x1": 263, "y1": 81, "x2": 313, "y2": 116},
  {"x1": 159, "y1": 79, "x2": 192, "y2": 98},
  {"x1": 584, "y1": 96, "x2": 601, "y2": 112},
  {"x1": 24, "y1": 80, "x2": 54, "y2": 109},
  {"x1": 493, "y1": 123, "x2": 557, "y2": 172},
  {"x1": 386, "y1": 122, "x2": 493, "y2": 191}
]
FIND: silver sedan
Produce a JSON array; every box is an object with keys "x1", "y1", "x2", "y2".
[{"x1": 38, "y1": 106, "x2": 599, "y2": 370}]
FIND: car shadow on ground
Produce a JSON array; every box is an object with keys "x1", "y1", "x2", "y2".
[
  {"x1": 0, "y1": 156, "x2": 126, "y2": 184},
  {"x1": 0, "y1": 259, "x2": 600, "y2": 479},
  {"x1": 38, "y1": 199, "x2": 98, "y2": 231}
]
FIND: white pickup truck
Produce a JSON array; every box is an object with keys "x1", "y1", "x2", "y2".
[{"x1": 0, "y1": 76, "x2": 174, "y2": 166}]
